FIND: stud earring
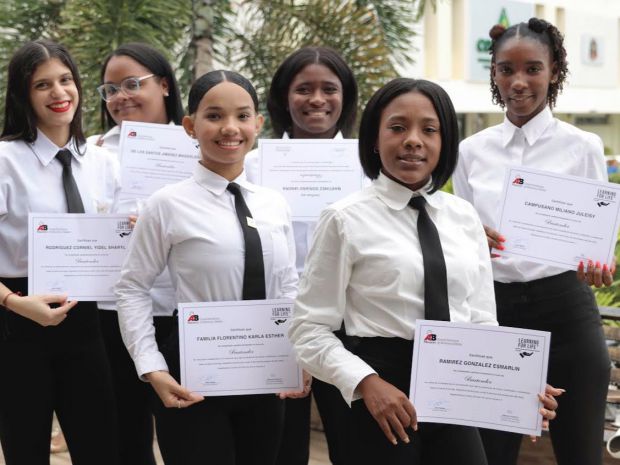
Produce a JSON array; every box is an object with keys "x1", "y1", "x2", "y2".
[{"x1": 373, "y1": 146, "x2": 379, "y2": 154}]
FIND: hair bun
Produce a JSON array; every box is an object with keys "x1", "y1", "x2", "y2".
[
  {"x1": 489, "y1": 24, "x2": 506, "y2": 40},
  {"x1": 528, "y1": 17, "x2": 549, "y2": 33}
]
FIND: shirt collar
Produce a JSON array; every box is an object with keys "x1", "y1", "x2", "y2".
[
  {"x1": 192, "y1": 162, "x2": 256, "y2": 195},
  {"x1": 373, "y1": 172, "x2": 444, "y2": 211},
  {"x1": 30, "y1": 130, "x2": 84, "y2": 167},
  {"x1": 283, "y1": 130, "x2": 344, "y2": 140},
  {"x1": 501, "y1": 106, "x2": 553, "y2": 147}
]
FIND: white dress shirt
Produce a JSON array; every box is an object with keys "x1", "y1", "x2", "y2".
[
  {"x1": 453, "y1": 107, "x2": 607, "y2": 283},
  {"x1": 88, "y1": 126, "x2": 176, "y2": 316},
  {"x1": 115, "y1": 163, "x2": 298, "y2": 378},
  {"x1": 0, "y1": 131, "x2": 119, "y2": 277},
  {"x1": 288, "y1": 173, "x2": 497, "y2": 405},
  {"x1": 245, "y1": 131, "x2": 344, "y2": 273}
]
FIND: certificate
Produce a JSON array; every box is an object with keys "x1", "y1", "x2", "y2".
[
  {"x1": 258, "y1": 139, "x2": 365, "y2": 220},
  {"x1": 118, "y1": 121, "x2": 199, "y2": 200},
  {"x1": 410, "y1": 320, "x2": 550, "y2": 435},
  {"x1": 28, "y1": 214, "x2": 132, "y2": 300},
  {"x1": 497, "y1": 166, "x2": 620, "y2": 268},
  {"x1": 178, "y1": 299, "x2": 302, "y2": 396}
]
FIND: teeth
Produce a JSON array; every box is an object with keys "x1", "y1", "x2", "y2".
[
  {"x1": 49, "y1": 102, "x2": 69, "y2": 109},
  {"x1": 219, "y1": 141, "x2": 241, "y2": 147}
]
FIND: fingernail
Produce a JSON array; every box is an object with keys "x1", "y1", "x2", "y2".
[
  {"x1": 497, "y1": 244, "x2": 505, "y2": 251},
  {"x1": 596, "y1": 261, "x2": 601, "y2": 268},
  {"x1": 414, "y1": 424, "x2": 418, "y2": 431},
  {"x1": 499, "y1": 235, "x2": 506, "y2": 242},
  {"x1": 578, "y1": 261, "x2": 584, "y2": 270},
  {"x1": 604, "y1": 264, "x2": 609, "y2": 272},
  {"x1": 403, "y1": 437, "x2": 410, "y2": 444},
  {"x1": 392, "y1": 439, "x2": 398, "y2": 445}
]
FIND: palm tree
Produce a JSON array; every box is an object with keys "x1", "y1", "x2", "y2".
[{"x1": 215, "y1": 0, "x2": 430, "y2": 134}]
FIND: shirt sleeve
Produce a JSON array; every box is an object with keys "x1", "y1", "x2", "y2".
[
  {"x1": 278, "y1": 200, "x2": 299, "y2": 299},
  {"x1": 288, "y1": 208, "x2": 376, "y2": 406},
  {"x1": 581, "y1": 133, "x2": 607, "y2": 182},
  {"x1": 115, "y1": 194, "x2": 172, "y2": 378},
  {"x1": 467, "y1": 209, "x2": 498, "y2": 325},
  {"x1": 452, "y1": 142, "x2": 473, "y2": 203}
]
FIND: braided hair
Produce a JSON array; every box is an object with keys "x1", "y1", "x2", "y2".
[{"x1": 488, "y1": 17, "x2": 568, "y2": 109}]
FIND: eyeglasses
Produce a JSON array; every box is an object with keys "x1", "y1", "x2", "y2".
[{"x1": 96, "y1": 74, "x2": 155, "y2": 102}]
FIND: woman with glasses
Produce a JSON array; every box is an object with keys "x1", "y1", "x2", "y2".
[{"x1": 89, "y1": 42, "x2": 184, "y2": 465}]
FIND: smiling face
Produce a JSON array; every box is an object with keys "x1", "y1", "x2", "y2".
[
  {"x1": 182, "y1": 81, "x2": 263, "y2": 180},
  {"x1": 287, "y1": 63, "x2": 343, "y2": 138},
  {"x1": 376, "y1": 91, "x2": 441, "y2": 191},
  {"x1": 29, "y1": 58, "x2": 79, "y2": 145},
  {"x1": 103, "y1": 55, "x2": 168, "y2": 125},
  {"x1": 492, "y1": 36, "x2": 557, "y2": 127}
]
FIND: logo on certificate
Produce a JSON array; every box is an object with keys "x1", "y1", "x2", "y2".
[
  {"x1": 423, "y1": 331, "x2": 437, "y2": 342},
  {"x1": 595, "y1": 187, "x2": 616, "y2": 207},
  {"x1": 36, "y1": 223, "x2": 48, "y2": 232},
  {"x1": 512, "y1": 176, "x2": 524, "y2": 185},
  {"x1": 187, "y1": 313, "x2": 199, "y2": 323},
  {"x1": 515, "y1": 337, "x2": 541, "y2": 359}
]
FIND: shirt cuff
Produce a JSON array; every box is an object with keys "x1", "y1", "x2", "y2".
[
  {"x1": 135, "y1": 351, "x2": 169, "y2": 381},
  {"x1": 340, "y1": 365, "x2": 377, "y2": 407}
]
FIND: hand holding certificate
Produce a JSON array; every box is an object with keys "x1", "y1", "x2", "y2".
[
  {"x1": 496, "y1": 166, "x2": 620, "y2": 269},
  {"x1": 410, "y1": 320, "x2": 550, "y2": 435},
  {"x1": 178, "y1": 299, "x2": 302, "y2": 396}
]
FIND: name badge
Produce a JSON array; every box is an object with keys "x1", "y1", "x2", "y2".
[{"x1": 246, "y1": 217, "x2": 257, "y2": 228}]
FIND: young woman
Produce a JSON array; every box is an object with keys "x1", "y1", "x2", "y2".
[
  {"x1": 0, "y1": 40, "x2": 120, "y2": 465},
  {"x1": 245, "y1": 45, "x2": 358, "y2": 465},
  {"x1": 452, "y1": 18, "x2": 611, "y2": 465},
  {"x1": 115, "y1": 70, "x2": 298, "y2": 465},
  {"x1": 90, "y1": 42, "x2": 184, "y2": 465},
  {"x1": 289, "y1": 78, "x2": 558, "y2": 465}
]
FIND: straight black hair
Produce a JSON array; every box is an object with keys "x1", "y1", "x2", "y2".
[
  {"x1": 358, "y1": 78, "x2": 458, "y2": 194},
  {"x1": 266, "y1": 46, "x2": 357, "y2": 138},
  {"x1": 99, "y1": 42, "x2": 184, "y2": 130},
  {"x1": 1, "y1": 40, "x2": 85, "y2": 149},
  {"x1": 188, "y1": 70, "x2": 259, "y2": 115}
]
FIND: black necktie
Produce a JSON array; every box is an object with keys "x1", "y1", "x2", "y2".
[
  {"x1": 227, "y1": 182, "x2": 266, "y2": 300},
  {"x1": 409, "y1": 196, "x2": 450, "y2": 321},
  {"x1": 56, "y1": 149, "x2": 85, "y2": 213}
]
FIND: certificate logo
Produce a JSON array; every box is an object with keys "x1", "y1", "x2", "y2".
[
  {"x1": 423, "y1": 331, "x2": 437, "y2": 342},
  {"x1": 595, "y1": 188, "x2": 616, "y2": 207},
  {"x1": 187, "y1": 313, "x2": 199, "y2": 323},
  {"x1": 128, "y1": 131, "x2": 137, "y2": 138},
  {"x1": 515, "y1": 337, "x2": 541, "y2": 358},
  {"x1": 512, "y1": 176, "x2": 524, "y2": 185},
  {"x1": 36, "y1": 223, "x2": 48, "y2": 232},
  {"x1": 115, "y1": 220, "x2": 132, "y2": 238}
]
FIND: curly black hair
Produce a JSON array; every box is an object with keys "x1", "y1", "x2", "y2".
[{"x1": 488, "y1": 17, "x2": 568, "y2": 109}]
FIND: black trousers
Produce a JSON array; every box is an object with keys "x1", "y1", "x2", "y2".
[
  {"x1": 345, "y1": 336, "x2": 488, "y2": 465},
  {"x1": 0, "y1": 277, "x2": 120, "y2": 465},
  {"x1": 274, "y1": 379, "x2": 349, "y2": 465},
  {"x1": 98, "y1": 309, "x2": 173, "y2": 465},
  {"x1": 152, "y1": 320, "x2": 285, "y2": 465},
  {"x1": 481, "y1": 271, "x2": 610, "y2": 465},
  {"x1": 275, "y1": 329, "x2": 351, "y2": 465}
]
